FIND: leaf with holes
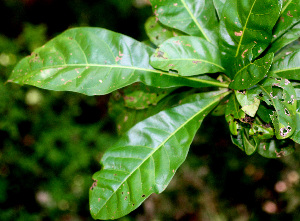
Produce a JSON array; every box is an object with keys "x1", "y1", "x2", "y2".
[
  {"x1": 89, "y1": 91, "x2": 230, "y2": 219},
  {"x1": 150, "y1": 36, "x2": 225, "y2": 76},
  {"x1": 249, "y1": 76, "x2": 297, "y2": 139},
  {"x1": 150, "y1": 0, "x2": 219, "y2": 45}
]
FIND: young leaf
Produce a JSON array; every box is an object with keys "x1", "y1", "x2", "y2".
[
  {"x1": 268, "y1": 23, "x2": 300, "y2": 54},
  {"x1": 89, "y1": 91, "x2": 230, "y2": 219},
  {"x1": 219, "y1": 0, "x2": 280, "y2": 75},
  {"x1": 229, "y1": 53, "x2": 274, "y2": 90},
  {"x1": 270, "y1": 48, "x2": 300, "y2": 80},
  {"x1": 144, "y1": 16, "x2": 185, "y2": 46},
  {"x1": 235, "y1": 90, "x2": 260, "y2": 117},
  {"x1": 150, "y1": 0, "x2": 219, "y2": 44},
  {"x1": 8, "y1": 27, "x2": 219, "y2": 96},
  {"x1": 150, "y1": 36, "x2": 225, "y2": 76},
  {"x1": 272, "y1": 0, "x2": 300, "y2": 43}
]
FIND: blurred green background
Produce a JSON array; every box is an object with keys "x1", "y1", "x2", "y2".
[{"x1": 0, "y1": 0, "x2": 299, "y2": 220}]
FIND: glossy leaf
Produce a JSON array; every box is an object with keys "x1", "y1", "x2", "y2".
[
  {"x1": 272, "y1": 0, "x2": 300, "y2": 43},
  {"x1": 229, "y1": 53, "x2": 274, "y2": 90},
  {"x1": 150, "y1": 36, "x2": 225, "y2": 76},
  {"x1": 219, "y1": 0, "x2": 280, "y2": 75},
  {"x1": 150, "y1": 0, "x2": 219, "y2": 44},
  {"x1": 257, "y1": 139, "x2": 295, "y2": 158},
  {"x1": 144, "y1": 16, "x2": 185, "y2": 46},
  {"x1": 213, "y1": 0, "x2": 226, "y2": 19},
  {"x1": 268, "y1": 23, "x2": 300, "y2": 54},
  {"x1": 8, "y1": 28, "x2": 222, "y2": 96},
  {"x1": 89, "y1": 91, "x2": 230, "y2": 219},
  {"x1": 270, "y1": 48, "x2": 300, "y2": 80}
]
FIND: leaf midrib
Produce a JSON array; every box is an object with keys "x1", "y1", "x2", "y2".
[
  {"x1": 153, "y1": 58, "x2": 225, "y2": 70},
  {"x1": 16, "y1": 63, "x2": 229, "y2": 88},
  {"x1": 235, "y1": 0, "x2": 257, "y2": 57},
  {"x1": 96, "y1": 91, "x2": 230, "y2": 215},
  {"x1": 180, "y1": 0, "x2": 211, "y2": 43}
]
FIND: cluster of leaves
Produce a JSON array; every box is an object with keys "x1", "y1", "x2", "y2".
[{"x1": 7, "y1": 0, "x2": 300, "y2": 219}]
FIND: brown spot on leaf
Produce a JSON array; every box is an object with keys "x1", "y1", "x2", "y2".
[{"x1": 235, "y1": 31, "x2": 243, "y2": 36}]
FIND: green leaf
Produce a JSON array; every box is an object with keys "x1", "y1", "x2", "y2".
[
  {"x1": 253, "y1": 76, "x2": 297, "y2": 139},
  {"x1": 291, "y1": 97, "x2": 300, "y2": 144},
  {"x1": 109, "y1": 87, "x2": 188, "y2": 135},
  {"x1": 242, "y1": 128, "x2": 259, "y2": 155},
  {"x1": 257, "y1": 139, "x2": 295, "y2": 158},
  {"x1": 89, "y1": 90, "x2": 230, "y2": 219},
  {"x1": 229, "y1": 53, "x2": 274, "y2": 90},
  {"x1": 8, "y1": 28, "x2": 218, "y2": 96},
  {"x1": 270, "y1": 48, "x2": 300, "y2": 80},
  {"x1": 213, "y1": 0, "x2": 226, "y2": 19},
  {"x1": 235, "y1": 90, "x2": 260, "y2": 117},
  {"x1": 144, "y1": 16, "x2": 185, "y2": 46},
  {"x1": 225, "y1": 94, "x2": 245, "y2": 135},
  {"x1": 219, "y1": 0, "x2": 280, "y2": 74},
  {"x1": 272, "y1": 0, "x2": 300, "y2": 43},
  {"x1": 150, "y1": 0, "x2": 219, "y2": 44},
  {"x1": 150, "y1": 36, "x2": 225, "y2": 76},
  {"x1": 268, "y1": 23, "x2": 300, "y2": 54},
  {"x1": 249, "y1": 122, "x2": 274, "y2": 140}
]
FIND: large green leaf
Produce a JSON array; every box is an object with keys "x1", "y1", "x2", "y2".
[
  {"x1": 229, "y1": 53, "x2": 274, "y2": 90},
  {"x1": 270, "y1": 48, "x2": 300, "y2": 80},
  {"x1": 150, "y1": 0, "x2": 219, "y2": 44},
  {"x1": 272, "y1": 0, "x2": 300, "y2": 43},
  {"x1": 219, "y1": 0, "x2": 280, "y2": 76},
  {"x1": 144, "y1": 16, "x2": 185, "y2": 46},
  {"x1": 89, "y1": 90, "x2": 230, "y2": 219},
  {"x1": 150, "y1": 36, "x2": 225, "y2": 76},
  {"x1": 268, "y1": 23, "x2": 300, "y2": 54},
  {"x1": 8, "y1": 28, "x2": 224, "y2": 96}
]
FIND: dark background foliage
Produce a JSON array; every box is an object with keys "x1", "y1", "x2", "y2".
[{"x1": 0, "y1": 0, "x2": 299, "y2": 220}]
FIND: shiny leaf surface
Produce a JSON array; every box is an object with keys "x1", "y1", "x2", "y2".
[
  {"x1": 8, "y1": 28, "x2": 217, "y2": 96},
  {"x1": 150, "y1": 36, "x2": 225, "y2": 76},
  {"x1": 144, "y1": 16, "x2": 185, "y2": 46},
  {"x1": 270, "y1": 48, "x2": 300, "y2": 80},
  {"x1": 219, "y1": 0, "x2": 280, "y2": 75},
  {"x1": 272, "y1": 0, "x2": 300, "y2": 43},
  {"x1": 268, "y1": 23, "x2": 300, "y2": 54},
  {"x1": 229, "y1": 53, "x2": 274, "y2": 90},
  {"x1": 150, "y1": 0, "x2": 219, "y2": 44},
  {"x1": 89, "y1": 91, "x2": 230, "y2": 219}
]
